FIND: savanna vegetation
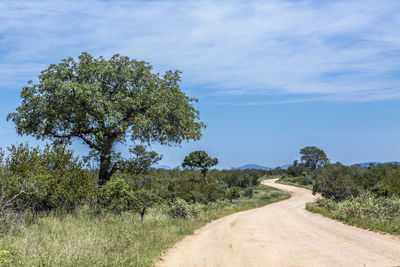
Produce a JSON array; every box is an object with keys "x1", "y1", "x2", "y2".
[
  {"x1": 0, "y1": 143, "x2": 289, "y2": 266},
  {"x1": 277, "y1": 146, "x2": 400, "y2": 235},
  {"x1": 0, "y1": 53, "x2": 290, "y2": 266}
]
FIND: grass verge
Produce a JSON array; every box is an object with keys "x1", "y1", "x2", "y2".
[
  {"x1": 306, "y1": 197, "x2": 400, "y2": 236},
  {"x1": 0, "y1": 184, "x2": 289, "y2": 266}
]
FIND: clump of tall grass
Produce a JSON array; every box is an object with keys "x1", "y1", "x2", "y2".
[{"x1": 307, "y1": 193, "x2": 400, "y2": 235}]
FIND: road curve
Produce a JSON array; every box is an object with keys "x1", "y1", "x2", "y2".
[{"x1": 157, "y1": 179, "x2": 400, "y2": 267}]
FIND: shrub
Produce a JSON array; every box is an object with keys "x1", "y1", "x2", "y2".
[
  {"x1": 314, "y1": 198, "x2": 337, "y2": 212},
  {"x1": 373, "y1": 170, "x2": 400, "y2": 197},
  {"x1": 226, "y1": 186, "x2": 242, "y2": 200},
  {"x1": 168, "y1": 198, "x2": 191, "y2": 219},
  {"x1": 313, "y1": 164, "x2": 361, "y2": 201},
  {"x1": 167, "y1": 180, "x2": 224, "y2": 204},
  {"x1": 243, "y1": 186, "x2": 255, "y2": 197},
  {"x1": 188, "y1": 203, "x2": 206, "y2": 217},
  {"x1": 100, "y1": 178, "x2": 136, "y2": 214},
  {"x1": 0, "y1": 143, "x2": 97, "y2": 213},
  {"x1": 286, "y1": 165, "x2": 309, "y2": 177},
  {"x1": 133, "y1": 189, "x2": 160, "y2": 221},
  {"x1": 313, "y1": 193, "x2": 400, "y2": 234},
  {"x1": 219, "y1": 170, "x2": 260, "y2": 189}
]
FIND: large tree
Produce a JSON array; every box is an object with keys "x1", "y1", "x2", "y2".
[
  {"x1": 299, "y1": 146, "x2": 329, "y2": 170},
  {"x1": 8, "y1": 52, "x2": 205, "y2": 185}
]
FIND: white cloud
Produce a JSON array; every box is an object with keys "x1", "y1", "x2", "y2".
[{"x1": 1, "y1": 0, "x2": 400, "y2": 102}]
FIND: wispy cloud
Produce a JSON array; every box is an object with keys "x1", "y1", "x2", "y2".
[{"x1": 1, "y1": 0, "x2": 400, "y2": 103}]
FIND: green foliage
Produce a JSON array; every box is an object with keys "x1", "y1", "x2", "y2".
[
  {"x1": 0, "y1": 184, "x2": 289, "y2": 266},
  {"x1": 220, "y1": 171, "x2": 259, "y2": 188},
  {"x1": 311, "y1": 163, "x2": 400, "y2": 200},
  {"x1": 182, "y1": 150, "x2": 218, "y2": 181},
  {"x1": 373, "y1": 169, "x2": 400, "y2": 197},
  {"x1": 8, "y1": 52, "x2": 205, "y2": 185},
  {"x1": 123, "y1": 145, "x2": 162, "y2": 175},
  {"x1": 308, "y1": 194, "x2": 400, "y2": 234},
  {"x1": 279, "y1": 172, "x2": 313, "y2": 187},
  {"x1": 168, "y1": 198, "x2": 192, "y2": 219},
  {"x1": 100, "y1": 178, "x2": 136, "y2": 214},
  {"x1": 286, "y1": 165, "x2": 310, "y2": 177},
  {"x1": 166, "y1": 179, "x2": 224, "y2": 204},
  {"x1": 313, "y1": 164, "x2": 361, "y2": 201},
  {"x1": 1, "y1": 143, "x2": 96, "y2": 213},
  {"x1": 243, "y1": 186, "x2": 255, "y2": 197},
  {"x1": 133, "y1": 189, "x2": 160, "y2": 221},
  {"x1": 300, "y1": 146, "x2": 329, "y2": 170},
  {"x1": 226, "y1": 186, "x2": 242, "y2": 200}
]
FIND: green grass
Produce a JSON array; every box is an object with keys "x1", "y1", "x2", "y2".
[
  {"x1": 277, "y1": 176, "x2": 400, "y2": 235},
  {"x1": 0, "y1": 184, "x2": 289, "y2": 266},
  {"x1": 306, "y1": 197, "x2": 400, "y2": 235},
  {"x1": 275, "y1": 179, "x2": 313, "y2": 190}
]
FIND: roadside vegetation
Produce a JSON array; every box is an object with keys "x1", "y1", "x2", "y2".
[
  {"x1": 0, "y1": 145, "x2": 288, "y2": 266},
  {"x1": 276, "y1": 146, "x2": 400, "y2": 235}
]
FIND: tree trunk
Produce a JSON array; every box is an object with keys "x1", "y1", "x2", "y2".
[
  {"x1": 140, "y1": 207, "x2": 146, "y2": 222},
  {"x1": 202, "y1": 170, "x2": 208, "y2": 184},
  {"x1": 99, "y1": 152, "x2": 112, "y2": 186}
]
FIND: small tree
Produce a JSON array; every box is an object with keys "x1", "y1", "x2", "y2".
[
  {"x1": 134, "y1": 189, "x2": 159, "y2": 221},
  {"x1": 124, "y1": 145, "x2": 162, "y2": 175},
  {"x1": 8, "y1": 52, "x2": 204, "y2": 185},
  {"x1": 299, "y1": 146, "x2": 329, "y2": 170},
  {"x1": 182, "y1": 151, "x2": 218, "y2": 183}
]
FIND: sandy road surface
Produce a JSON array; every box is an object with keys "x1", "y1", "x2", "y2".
[{"x1": 157, "y1": 179, "x2": 400, "y2": 267}]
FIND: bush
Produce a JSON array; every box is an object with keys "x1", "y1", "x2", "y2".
[
  {"x1": 313, "y1": 164, "x2": 361, "y2": 201},
  {"x1": 226, "y1": 186, "x2": 242, "y2": 200},
  {"x1": 219, "y1": 170, "x2": 260, "y2": 189},
  {"x1": 0, "y1": 143, "x2": 97, "y2": 213},
  {"x1": 312, "y1": 193, "x2": 400, "y2": 234},
  {"x1": 314, "y1": 198, "x2": 337, "y2": 212},
  {"x1": 167, "y1": 180, "x2": 224, "y2": 204},
  {"x1": 168, "y1": 198, "x2": 191, "y2": 218},
  {"x1": 133, "y1": 189, "x2": 160, "y2": 221},
  {"x1": 100, "y1": 178, "x2": 136, "y2": 214},
  {"x1": 188, "y1": 203, "x2": 206, "y2": 217},
  {"x1": 243, "y1": 186, "x2": 255, "y2": 197},
  {"x1": 286, "y1": 165, "x2": 309, "y2": 177},
  {"x1": 373, "y1": 170, "x2": 400, "y2": 197}
]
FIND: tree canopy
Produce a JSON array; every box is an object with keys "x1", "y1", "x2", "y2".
[
  {"x1": 7, "y1": 52, "x2": 205, "y2": 185},
  {"x1": 182, "y1": 150, "x2": 218, "y2": 182},
  {"x1": 123, "y1": 145, "x2": 162, "y2": 175},
  {"x1": 299, "y1": 146, "x2": 329, "y2": 170}
]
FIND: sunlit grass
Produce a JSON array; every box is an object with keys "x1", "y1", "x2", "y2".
[{"x1": 0, "y1": 184, "x2": 289, "y2": 266}]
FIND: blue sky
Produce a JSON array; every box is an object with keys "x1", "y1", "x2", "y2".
[{"x1": 1, "y1": 0, "x2": 400, "y2": 169}]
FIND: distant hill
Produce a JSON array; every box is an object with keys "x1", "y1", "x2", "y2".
[
  {"x1": 352, "y1": 161, "x2": 399, "y2": 167},
  {"x1": 279, "y1": 163, "x2": 292, "y2": 170},
  {"x1": 236, "y1": 164, "x2": 271, "y2": 170},
  {"x1": 357, "y1": 162, "x2": 381, "y2": 167},
  {"x1": 155, "y1": 164, "x2": 172, "y2": 169}
]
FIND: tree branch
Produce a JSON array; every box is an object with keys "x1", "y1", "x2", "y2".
[
  {"x1": 53, "y1": 133, "x2": 100, "y2": 151},
  {"x1": 109, "y1": 161, "x2": 121, "y2": 177}
]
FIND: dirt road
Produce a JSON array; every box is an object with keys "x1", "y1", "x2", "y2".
[{"x1": 157, "y1": 179, "x2": 400, "y2": 267}]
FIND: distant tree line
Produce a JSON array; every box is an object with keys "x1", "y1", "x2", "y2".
[{"x1": 279, "y1": 146, "x2": 400, "y2": 201}]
